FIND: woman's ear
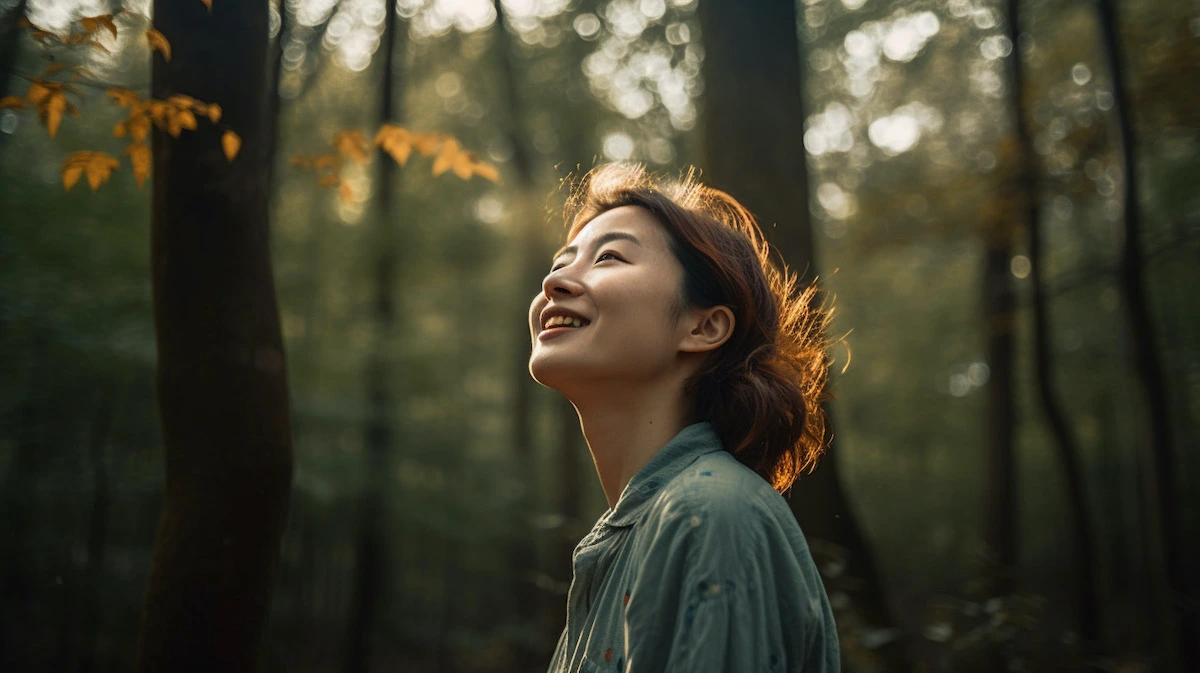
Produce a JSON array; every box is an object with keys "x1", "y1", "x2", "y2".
[{"x1": 679, "y1": 305, "x2": 735, "y2": 353}]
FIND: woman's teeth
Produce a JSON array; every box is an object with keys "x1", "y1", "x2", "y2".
[{"x1": 544, "y1": 315, "x2": 585, "y2": 329}]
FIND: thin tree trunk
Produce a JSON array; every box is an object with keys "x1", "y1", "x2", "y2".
[
  {"x1": 491, "y1": 0, "x2": 551, "y2": 666},
  {"x1": 696, "y1": 2, "x2": 909, "y2": 670},
  {"x1": 1094, "y1": 2, "x2": 1189, "y2": 671},
  {"x1": 1005, "y1": 0, "x2": 1103, "y2": 656},
  {"x1": 136, "y1": 0, "x2": 293, "y2": 669},
  {"x1": 344, "y1": 4, "x2": 403, "y2": 672},
  {"x1": 0, "y1": 0, "x2": 27, "y2": 101},
  {"x1": 980, "y1": 236, "x2": 1017, "y2": 597},
  {"x1": 79, "y1": 379, "x2": 121, "y2": 673}
]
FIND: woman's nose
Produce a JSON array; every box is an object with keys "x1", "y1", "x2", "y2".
[{"x1": 542, "y1": 266, "x2": 584, "y2": 299}]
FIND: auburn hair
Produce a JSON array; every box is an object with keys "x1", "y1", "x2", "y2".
[{"x1": 562, "y1": 163, "x2": 835, "y2": 493}]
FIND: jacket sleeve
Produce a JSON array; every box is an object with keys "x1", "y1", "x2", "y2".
[{"x1": 622, "y1": 490, "x2": 838, "y2": 673}]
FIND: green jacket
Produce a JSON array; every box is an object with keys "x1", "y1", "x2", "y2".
[{"x1": 547, "y1": 422, "x2": 840, "y2": 673}]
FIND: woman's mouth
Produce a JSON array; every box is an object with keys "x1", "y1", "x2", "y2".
[{"x1": 539, "y1": 315, "x2": 591, "y2": 339}]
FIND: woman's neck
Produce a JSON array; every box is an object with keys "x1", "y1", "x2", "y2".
[{"x1": 571, "y1": 380, "x2": 692, "y2": 509}]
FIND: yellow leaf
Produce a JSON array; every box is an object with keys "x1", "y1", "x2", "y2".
[
  {"x1": 42, "y1": 63, "x2": 67, "y2": 76},
  {"x1": 221, "y1": 130, "x2": 240, "y2": 162},
  {"x1": 106, "y1": 88, "x2": 139, "y2": 108},
  {"x1": 128, "y1": 115, "x2": 151, "y2": 142},
  {"x1": 290, "y1": 155, "x2": 313, "y2": 169},
  {"x1": 0, "y1": 96, "x2": 26, "y2": 110},
  {"x1": 339, "y1": 182, "x2": 354, "y2": 203},
  {"x1": 451, "y1": 151, "x2": 474, "y2": 180},
  {"x1": 43, "y1": 92, "x2": 66, "y2": 138},
  {"x1": 473, "y1": 161, "x2": 500, "y2": 183},
  {"x1": 375, "y1": 124, "x2": 412, "y2": 165},
  {"x1": 313, "y1": 154, "x2": 339, "y2": 171},
  {"x1": 206, "y1": 103, "x2": 221, "y2": 123},
  {"x1": 431, "y1": 138, "x2": 459, "y2": 176},
  {"x1": 81, "y1": 14, "x2": 118, "y2": 39},
  {"x1": 85, "y1": 153, "x2": 120, "y2": 190},
  {"x1": 27, "y1": 82, "x2": 52, "y2": 105},
  {"x1": 332, "y1": 130, "x2": 369, "y2": 165},
  {"x1": 146, "y1": 29, "x2": 170, "y2": 61},
  {"x1": 317, "y1": 174, "x2": 340, "y2": 187},
  {"x1": 86, "y1": 39, "x2": 110, "y2": 53},
  {"x1": 113, "y1": 121, "x2": 127, "y2": 138},
  {"x1": 62, "y1": 164, "x2": 84, "y2": 191},
  {"x1": 124, "y1": 143, "x2": 151, "y2": 187},
  {"x1": 200, "y1": 0, "x2": 212, "y2": 11},
  {"x1": 177, "y1": 109, "x2": 197, "y2": 131},
  {"x1": 411, "y1": 133, "x2": 442, "y2": 157}
]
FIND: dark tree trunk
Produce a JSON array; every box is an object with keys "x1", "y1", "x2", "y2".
[
  {"x1": 1094, "y1": 2, "x2": 1190, "y2": 671},
  {"x1": 980, "y1": 237, "x2": 1017, "y2": 598},
  {"x1": 79, "y1": 379, "x2": 120, "y2": 673},
  {"x1": 344, "y1": 4, "x2": 404, "y2": 672},
  {"x1": 136, "y1": 0, "x2": 294, "y2": 670},
  {"x1": 491, "y1": 0, "x2": 551, "y2": 665},
  {"x1": 1004, "y1": 0, "x2": 1103, "y2": 655},
  {"x1": 697, "y1": 2, "x2": 908, "y2": 670},
  {"x1": 0, "y1": 0, "x2": 26, "y2": 101}
]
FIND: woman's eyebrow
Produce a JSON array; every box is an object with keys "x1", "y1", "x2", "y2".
[{"x1": 552, "y1": 231, "x2": 643, "y2": 261}]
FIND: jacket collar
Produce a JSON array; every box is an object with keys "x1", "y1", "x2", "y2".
[{"x1": 600, "y1": 422, "x2": 724, "y2": 529}]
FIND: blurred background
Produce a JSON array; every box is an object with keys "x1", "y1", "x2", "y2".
[{"x1": 0, "y1": 0, "x2": 1197, "y2": 671}]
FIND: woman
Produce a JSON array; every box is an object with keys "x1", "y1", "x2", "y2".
[{"x1": 529, "y1": 164, "x2": 840, "y2": 673}]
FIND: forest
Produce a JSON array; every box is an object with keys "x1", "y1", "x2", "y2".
[{"x1": 0, "y1": 0, "x2": 1196, "y2": 671}]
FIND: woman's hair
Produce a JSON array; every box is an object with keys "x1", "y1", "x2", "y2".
[{"x1": 562, "y1": 163, "x2": 836, "y2": 493}]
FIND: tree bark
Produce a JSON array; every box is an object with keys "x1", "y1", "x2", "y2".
[
  {"x1": 1094, "y1": 2, "x2": 1190, "y2": 671},
  {"x1": 344, "y1": 4, "x2": 404, "y2": 672},
  {"x1": 697, "y1": 2, "x2": 908, "y2": 670},
  {"x1": 136, "y1": 0, "x2": 293, "y2": 670},
  {"x1": 1005, "y1": 0, "x2": 1103, "y2": 655}
]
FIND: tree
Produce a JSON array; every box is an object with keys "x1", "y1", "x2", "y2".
[
  {"x1": 1005, "y1": 0, "x2": 1103, "y2": 655},
  {"x1": 344, "y1": 1, "x2": 404, "y2": 670},
  {"x1": 134, "y1": 0, "x2": 294, "y2": 670},
  {"x1": 697, "y1": 2, "x2": 909, "y2": 671},
  {"x1": 1094, "y1": 1, "x2": 1190, "y2": 671}
]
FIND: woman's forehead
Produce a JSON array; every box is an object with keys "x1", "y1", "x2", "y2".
[{"x1": 570, "y1": 205, "x2": 666, "y2": 245}]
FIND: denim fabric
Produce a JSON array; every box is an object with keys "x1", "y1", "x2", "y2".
[{"x1": 546, "y1": 423, "x2": 840, "y2": 673}]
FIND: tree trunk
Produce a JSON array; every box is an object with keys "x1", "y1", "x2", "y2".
[
  {"x1": 1094, "y1": 2, "x2": 1190, "y2": 671},
  {"x1": 0, "y1": 0, "x2": 26, "y2": 101},
  {"x1": 697, "y1": 2, "x2": 908, "y2": 670},
  {"x1": 344, "y1": 5, "x2": 404, "y2": 672},
  {"x1": 136, "y1": 0, "x2": 293, "y2": 670},
  {"x1": 491, "y1": 0, "x2": 552, "y2": 665},
  {"x1": 1005, "y1": 0, "x2": 1103, "y2": 655}
]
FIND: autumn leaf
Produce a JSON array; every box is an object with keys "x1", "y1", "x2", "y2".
[
  {"x1": 0, "y1": 96, "x2": 26, "y2": 110},
  {"x1": 146, "y1": 29, "x2": 170, "y2": 61},
  {"x1": 43, "y1": 91, "x2": 66, "y2": 138},
  {"x1": 290, "y1": 155, "x2": 313, "y2": 169},
  {"x1": 375, "y1": 124, "x2": 412, "y2": 165},
  {"x1": 27, "y1": 82, "x2": 52, "y2": 105},
  {"x1": 222, "y1": 130, "x2": 240, "y2": 162},
  {"x1": 411, "y1": 133, "x2": 442, "y2": 157},
  {"x1": 339, "y1": 182, "x2": 354, "y2": 204},
  {"x1": 313, "y1": 154, "x2": 340, "y2": 171},
  {"x1": 317, "y1": 174, "x2": 340, "y2": 188},
  {"x1": 200, "y1": 0, "x2": 212, "y2": 11},
  {"x1": 127, "y1": 115, "x2": 151, "y2": 142},
  {"x1": 333, "y1": 130, "x2": 369, "y2": 165},
  {"x1": 206, "y1": 103, "x2": 221, "y2": 123},
  {"x1": 42, "y1": 63, "x2": 67, "y2": 76},
  {"x1": 113, "y1": 121, "x2": 127, "y2": 138},
  {"x1": 106, "y1": 87, "x2": 139, "y2": 108},
  {"x1": 473, "y1": 161, "x2": 500, "y2": 183},
  {"x1": 431, "y1": 137, "x2": 459, "y2": 176},
  {"x1": 124, "y1": 143, "x2": 151, "y2": 187},
  {"x1": 177, "y1": 109, "x2": 198, "y2": 132},
  {"x1": 62, "y1": 151, "x2": 119, "y2": 191},
  {"x1": 81, "y1": 14, "x2": 119, "y2": 39}
]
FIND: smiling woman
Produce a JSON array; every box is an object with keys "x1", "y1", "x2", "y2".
[{"x1": 529, "y1": 163, "x2": 840, "y2": 673}]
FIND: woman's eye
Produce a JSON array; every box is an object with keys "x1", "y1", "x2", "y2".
[{"x1": 596, "y1": 251, "x2": 621, "y2": 263}]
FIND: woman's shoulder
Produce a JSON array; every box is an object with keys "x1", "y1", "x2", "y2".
[{"x1": 650, "y1": 449, "x2": 803, "y2": 543}]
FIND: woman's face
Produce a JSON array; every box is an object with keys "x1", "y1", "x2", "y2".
[{"x1": 528, "y1": 205, "x2": 691, "y2": 395}]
